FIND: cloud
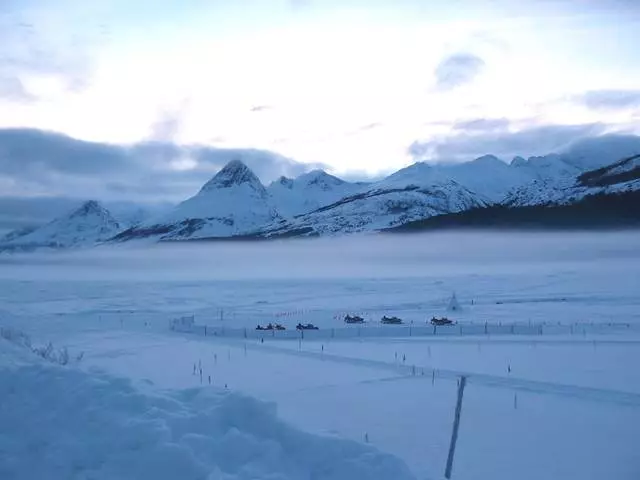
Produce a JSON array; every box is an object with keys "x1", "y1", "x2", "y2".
[
  {"x1": 577, "y1": 89, "x2": 640, "y2": 111},
  {"x1": 0, "y1": 128, "x2": 328, "y2": 203},
  {"x1": 0, "y1": 76, "x2": 36, "y2": 102},
  {"x1": 409, "y1": 123, "x2": 606, "y2": 162},
  {"x1": 434, "y1": 53, "x2": 485, "y2": 90},
  {"x1": 250, "y1": 105, "x2": 272, "y2": 112},
  {"x1": 148, "y1": 110, "x2": 183, "y2": 142},
  {"x1": 0, "y1": 1, "x2": 104, "y2": 103},
  {"x1": 0, "y1": 129, "x2": 130, "y2": 175},
  {"x1": 452, "y1": 118, "x2": 510, "y2": 132},
  {"x1": 0, "y1": 196, "x2": 79, "y2": 234}
]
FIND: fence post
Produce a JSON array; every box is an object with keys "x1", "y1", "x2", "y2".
[{"x1": 445, "y1": 375, "x2": 467, "y2": 479}]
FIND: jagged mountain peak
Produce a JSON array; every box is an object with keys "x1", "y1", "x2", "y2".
[
  {"x1": 0, "y1": 199, "x2": 122, "y2": 251},
  {"x1": 200, "y1": 159, "x2": 263, "y2": 192},
  {"x1": 470, "y1": 154, "x2": 504, "y2": 166},
  {"x1": 381, "y1": 161, "x2": 444, "y2": 189},
  {"x1": 275, "y1": 176, "x2": 294, "y2": 189},
  {"x1": 298, "y1": 169, "x2": 346, "y2": 189},
  {"x1": 69, "y1": 200, "x2": 109, "y2": 218},
  {"x1": 511, "y1": 156, "x2": 527, "y2": 167}
]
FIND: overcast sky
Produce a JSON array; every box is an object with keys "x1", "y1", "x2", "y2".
[{"x1": 1, "y1": 0, "x2": 640, "y2": 203}]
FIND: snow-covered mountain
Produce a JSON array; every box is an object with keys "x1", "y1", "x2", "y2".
[
  {"x1": 0, "y1": 226, "x2": 38, "y2": 243},
  {"x1": 261, "y1": 166, "x2": 489, "y2": 237},
  {"x1": 0, "y1": 201, "x2": 122, "y2": 251},
  {"x1": 115, "y1": 160, "x2": 281, "y2": 241},
  {"x1": 495, "y1": 135, "x2": 640, "y2": 208},
  {"x1": 4, "y1": 134, "x2": 639, "y2": 249},
  {"x1": 437, "y1": 155, "x2": 534, "y2": 202},
  {"x1": 578, "y1": 153, "x2": 640, "y2": 187},
  {"x1": 267, "y1": 170, "x2": 366, "y2": 216},
  {"x1": 505, "y1": 153, "x2": 640, "y2": 207}
]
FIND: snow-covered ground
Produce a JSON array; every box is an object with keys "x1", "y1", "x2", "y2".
[
  {"x1": 0, "y1": 337, "x2": 413, "y2": 480},
  {"x1": 1, "y1": 231, "x2": 639, "y2": 479}
]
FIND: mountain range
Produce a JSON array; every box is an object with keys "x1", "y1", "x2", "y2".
[{"x1": 2, "y1": 135, "x2": 639, "y2": 251}]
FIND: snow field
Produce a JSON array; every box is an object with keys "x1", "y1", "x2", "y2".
[
  {"x1": 62, "y1": 329, "x2": 640, "y2": 480},
  {"x1": 2, "y1": 231, "x2": 639, "y2": 479},
  {"x1": 0, "y1": 338, "x2": 415, "y2": 480}
]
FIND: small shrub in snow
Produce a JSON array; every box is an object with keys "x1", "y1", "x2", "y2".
[
  {"x1": 1, "y1": 326, "x2": 82, "y2": 366},
  {"x1": 58, "y1": 347, "x2": 69, "y2": 365}
]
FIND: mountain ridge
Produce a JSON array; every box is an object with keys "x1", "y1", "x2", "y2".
[{"x1": 3, "y1": 134, "x2": 640, "y2": 249}]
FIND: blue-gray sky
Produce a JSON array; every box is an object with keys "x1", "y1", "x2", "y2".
[{"x1": 1, "y1": 0, "x2": 640, "y2": 198}]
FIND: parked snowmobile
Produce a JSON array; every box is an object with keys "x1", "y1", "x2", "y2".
[
  {"x1": 430, "y1": 316, "x2": 454, "y2": 326},
  {"x1": 256, "y1": 322, "x2": 285, "y2": 330},
  {"x1": 296, "y1": 323, "x2": 319, "y2": 330},
  {"x1": 381, "y1": 315, "x2": 403, "y2": 325},
  {"x1": 344, "y1": 314, "x2": 365, "y2": 324}
]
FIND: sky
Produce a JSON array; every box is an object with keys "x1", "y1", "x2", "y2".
[{"x1": 1, "y1": 0, "x2": 640, "y2": 206}]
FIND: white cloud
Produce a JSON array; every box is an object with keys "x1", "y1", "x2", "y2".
[{"x1": 0, "y1": 1, "x2": 639, "y2": 175}]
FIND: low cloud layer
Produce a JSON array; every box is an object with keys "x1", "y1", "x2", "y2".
[
  {"x1": 434, "y1": 53, "x2": 485, "y2": 90},
  {"x1": 409, "y1": 123, "x2": 606, "y2": 161},
  {"x1": 0, "y1": 128, "x2": 328, "y2": 203},
  {"x1": 578, "y1": 89, "x2": 640, "y2": 111},
  {"x1": 452, "y1": 118, "x2": 510, "y2": 132}
]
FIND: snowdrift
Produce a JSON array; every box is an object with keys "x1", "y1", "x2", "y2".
[{"x1": 0, "y1": 340, "x2": 415, "y2": 480}]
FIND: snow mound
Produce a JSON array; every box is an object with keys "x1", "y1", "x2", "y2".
[{"x1": 0, "y1": 340, "x2": 415, "y2": 480}]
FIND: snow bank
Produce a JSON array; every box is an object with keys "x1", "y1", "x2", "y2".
[{"x1": 0, "y1": 340, "x2": 415, "y2": 480}]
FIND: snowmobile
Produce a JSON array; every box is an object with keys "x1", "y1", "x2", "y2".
[
  {"x1": 256, "y1": 323, "x2": 286, "y2": 331},
  {"x1": 381, "y1": 315, "x2": 403, "y2": 325},
  {"x1": 344, "y1": 314, "x2": 365, "y2": 324},
  {"x1": 296, "y1": 323, "x2": 319, "y2": 330},
  {"x1": 430, "y1": 316, "x2": 454, "y2": 326}
]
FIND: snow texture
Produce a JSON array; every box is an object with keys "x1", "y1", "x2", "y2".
[{"x1": 0, "y1": 338, "x2": 415, "y2": 480}]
